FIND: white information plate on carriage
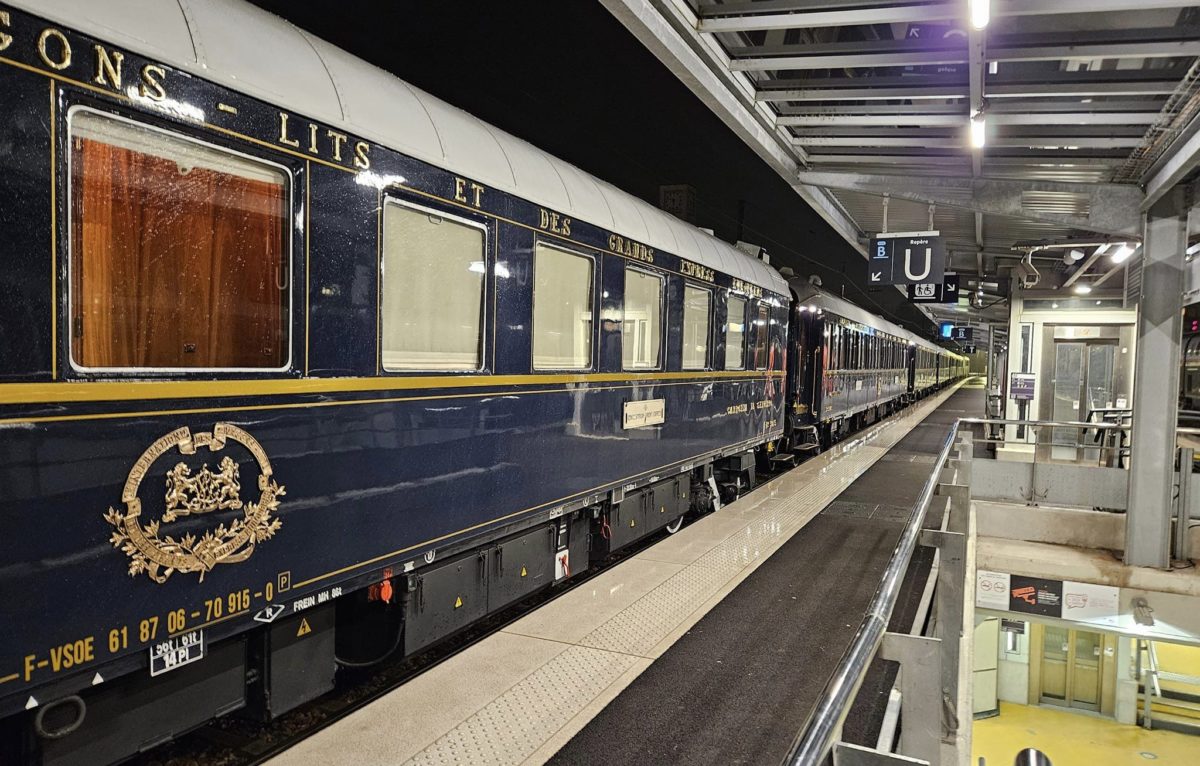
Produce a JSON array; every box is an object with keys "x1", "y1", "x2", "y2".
[
  {"x1": 149, "y1": 630, "x2": 205, "y2": 677},
  {"x1": 623, "y1": 399, "x2": 665, "y2": 429}
]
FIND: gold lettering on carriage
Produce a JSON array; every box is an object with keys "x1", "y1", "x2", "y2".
[
  {"x1": 730, "y1": 279, "x2": 764, "y2": 298},
  {"x1": 679, "y1": 258, "x2": 714, "y2": 283},
  {"x1": 608, "y1": 234, "x2": 653, "y2": 264},
  {"x1": 539, "y1": 208, "x2": 571, "y2": 236},
  {"x1": 277, "y1": 111, "x2": 372, "y2": 169},
  {"x1": 103, "y1": 424, "x2": 285, "y2": 584}
]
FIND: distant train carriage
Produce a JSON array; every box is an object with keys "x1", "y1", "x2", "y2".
[
  {"x1": 0, "y1": 2, "x2": 788, "y2": 762},
  {"x1": 784, "y1": 282, "x2": 968, "y2": 447}
]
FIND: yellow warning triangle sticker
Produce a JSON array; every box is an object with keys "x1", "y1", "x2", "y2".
[
  {"x1": 296, "y1": 618, "x2": 312, "y2": 637},
  {"x1": 520, "y1": 566, "x2": 527, "y2": 577},
  {"x1": 454, "y1": 595, "x2": 463, "y2": 609}
]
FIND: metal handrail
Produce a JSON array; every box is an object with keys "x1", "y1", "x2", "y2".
[
  {"x1": 784, "y1": 413, "x2": 1198, "y2": 765},
  {"x1": 782, "y1": 421, "x2": 960, "y2": 765}
]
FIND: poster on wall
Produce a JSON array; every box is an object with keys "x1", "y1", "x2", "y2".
[
  {"x1": 1061, "y1": 581, "x2": 1121, "y2": 626},
  {"x1": 1008, "y1": 575, "x2": 1063, "y2": 617}
]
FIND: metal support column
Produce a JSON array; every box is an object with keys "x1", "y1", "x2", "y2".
[
  {"x1": 879, "y1": 633, "x2": 942, "y2": 766},
  {"x1": 920, "y1": 528, "x2": 967, "y2": 738},
  {"x1": 1126, "y1": 189, "x2": 1188, "y2": 568}
]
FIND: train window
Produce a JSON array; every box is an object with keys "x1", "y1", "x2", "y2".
[
  {"x1": 725, "y1": 294, "x2": 747, "y2": 370},
  {"x1": 68, "y1": 109, "x2": 289, "y2": 371},
  {"x1": 682, "y1": 284, "x2": 711, "y2": 370},
  {"x1": 533, "y1": 243, "x2": 593, "y2": 370},
  {"x1": 752, "y1": 304, "x2": 769, "y2": 370},
  {"x1": 381, "y1": 201, "x2": 485, "y2": 371},
  {"x1": 622, "y1": 267, "x2": 663, "y2": 370}
]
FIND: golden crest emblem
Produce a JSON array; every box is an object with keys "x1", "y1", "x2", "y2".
[{"x1": 104, "y1": 423, "x2": 284, "y2": 583}]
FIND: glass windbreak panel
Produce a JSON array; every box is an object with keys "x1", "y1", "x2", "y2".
[
  {"x1": 533, "y1": 244, "x2": 593, "y2": 370},
  {"x1": 682, "y1": 285, "x2": 710, "y2": 370},
  {"x1": 381, "y1": 203, "x2": 485, "y2": 371},
  {"x1": 725, "y1": 295, "x2": 746, "y2": 370},
  {"x1": 1085, "y1": 344, "x2": 1117, "y2": 415},
  {"x1": 1052, "y1": 342, "x2": 1085, "y2": 445},
  {"x1": 70, "y1": 110, "x2": 289, "y2": 370},
  {"x1": 622, "y1": 268, "x2": 663, "y2": 370},
  {"x1": 752, "y1": 304, "x2": 769, "y2": 370}
]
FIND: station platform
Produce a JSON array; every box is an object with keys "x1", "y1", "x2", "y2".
[{"x1": 269, "y1": 381, "x2": 980, "y2": 766}]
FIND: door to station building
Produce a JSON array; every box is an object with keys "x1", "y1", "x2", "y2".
[{"x1": 1037, "y1": 626, "x2": 1106, "y2": 712}]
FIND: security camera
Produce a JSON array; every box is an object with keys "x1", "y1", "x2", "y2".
[{"x1": 1013, "y1": 257, "x2": 1040, "y2": 289}]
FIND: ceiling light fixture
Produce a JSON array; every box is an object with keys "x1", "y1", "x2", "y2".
[
  {"x1": 1110, "y1": 244, "x2": 1135, "y2": 264},
  {"x1": 969, "y1": 0, "x2": 990, "y2": 30},
  {"x1": 970, "y1": 113, "x2": 986, "y2": 149},
  {"x1": 1074, "y1": 284, "x2": 1093, "y2": 295}
]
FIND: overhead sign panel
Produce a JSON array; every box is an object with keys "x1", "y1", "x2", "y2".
[
  {"x1": 950, "y1": 326, "x2": 973, "y2": 342},
  {"x1": 907, "y1": 273, "x2": 960, "y2": 304},
  {"x1": 869, "y1": 231, "x2": 946, "y2": 286}
]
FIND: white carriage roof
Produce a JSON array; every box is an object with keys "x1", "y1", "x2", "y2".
[
  {"x1": 21, "y1": 0, "x2": 787, "y2": 295},
  {"x1": 790, "y1": 282, "x2": 955, "y2": 357}
]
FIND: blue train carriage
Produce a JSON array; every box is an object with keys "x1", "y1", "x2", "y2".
[
  {"x1": 785, "y1": 282, "x2": 914, "y2": 446},
  {"x1": 0, "y1": 2, "x2": 789, "y2": 762}
]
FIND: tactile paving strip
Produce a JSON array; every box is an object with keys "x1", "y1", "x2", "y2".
[
  {"x1": 311, "y1": 387, "x2": 963, "y2": 766},
  {"x1": 406, "y1": 646, "x2": 638, "y2": 766}
]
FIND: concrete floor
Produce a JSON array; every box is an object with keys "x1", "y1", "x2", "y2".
[{"x1": 973, "y1": 702, "x2": 1200, "y2": 765}]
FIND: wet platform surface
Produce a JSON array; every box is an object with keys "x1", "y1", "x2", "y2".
[{"x1": 269, "y1": 382, "x2": 980, "y2": 766}]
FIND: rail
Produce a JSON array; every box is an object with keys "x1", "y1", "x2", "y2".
[{"x1": 783, "y1": 418, "x2": 963, "y2": 765}]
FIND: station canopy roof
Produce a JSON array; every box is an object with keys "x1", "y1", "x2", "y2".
[{"x1": 604, "y1": 0, "x2": 1200, "y2": 331}]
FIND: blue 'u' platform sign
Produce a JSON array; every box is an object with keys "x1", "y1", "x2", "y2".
[{"x1": 869, "y1": 231, "x2": 946, "y2": 286}]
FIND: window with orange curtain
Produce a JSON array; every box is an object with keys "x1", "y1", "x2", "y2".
[{"x1": 69, "y1": 110, "x2": 290, "y2": 371}]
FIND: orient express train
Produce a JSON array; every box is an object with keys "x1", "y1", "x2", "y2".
[{"x1": 0, "y1": 2, "x2": 966, "y2": 763}]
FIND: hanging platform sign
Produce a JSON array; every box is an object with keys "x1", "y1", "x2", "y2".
[
  {"x1": 907, "y1": 273, "x2": 960, "y2": 304},
  {"x1": 869, "y1": 231, "x2": 946, "y2": 286}
]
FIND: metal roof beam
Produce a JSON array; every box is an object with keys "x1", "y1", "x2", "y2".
[
  {"x1": 776, "y1": 103, "x2": 968, "y2": 116},
  {"x1": 599, "y1": 0, "x2": 868, "y2": 255},
  {"x1": 781, "y1": 114, "x2": 966, "y2": 127},
  {"x1": 698, "y1": 0, "x2": 1196, "y2": 30},
  {"x1": 795, "y1": 170, "x2": 1144, "y2": 236},
  {"x1": 757, "y1": 85, "x2": 965, "y2": 101},
  {"x1": 699, "y1": 2, "x2": 959, "y2": 33},
  {"x1": 1143, "y1": 116, "x2": 1200, "y2": 209},
  {"x1": 991, "y1": 40, "x2": 1200, "y2": 63},
  {"x1": 733, "y1": 48, "x2": 966, "y2": 71},
  {"x1": 987, "y1": 82, "x2": 1178, "y2": 98},
  {"x1": 1062, "y1": 248, "x2": 1108, "y2": 288},
  {"x1": 991, "y1": 112, "x2": 1161, "y2": 126}
]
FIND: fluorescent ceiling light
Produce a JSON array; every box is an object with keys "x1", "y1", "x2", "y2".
[
  {"x1": 970, "y1": 0, "x2": 990, "y2": 30},
  {"x1": 1187, "y1": 242, "x2": 1200, "y2": 256},
  {"x1": 1074, "y1": 284, "x2": 1093, "y2": 295},
  {"x1": 1110, "y1": 244, "x2": 1135, "y2": 264},
  {"x1": 1094, "y1": 243, "x2": 1112, "y2": 256},
  {"x1": 970, "y1": 114, "x2": 986, "y2": 149}
]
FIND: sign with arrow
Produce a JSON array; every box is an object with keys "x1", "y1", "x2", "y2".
[
  {"x1": 907, "y1": 273, "x2": 960, "y2": 303},
  {"x1": 869, "y1": 231, "x2": 946, "y2": 286}
]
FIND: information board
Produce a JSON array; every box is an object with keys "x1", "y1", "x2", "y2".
[
  {"x1": 869, "y1": 231, "x2": 946, "y2": 286},
  {"x1": 1010, "y1": 372, "x2": 1036, "y2": 400},
  {"x1": 907, "y1": 273, "x2": 960, "y2": 304}
]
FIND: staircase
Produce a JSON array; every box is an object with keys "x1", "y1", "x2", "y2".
[{"x1": 1137, "y1": 642, "x2": 1200, "y2": 736}]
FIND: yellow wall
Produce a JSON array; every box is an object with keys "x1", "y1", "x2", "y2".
[{"x1": 1154, "y1": 642, "x2": 1200, "y2": 697}]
